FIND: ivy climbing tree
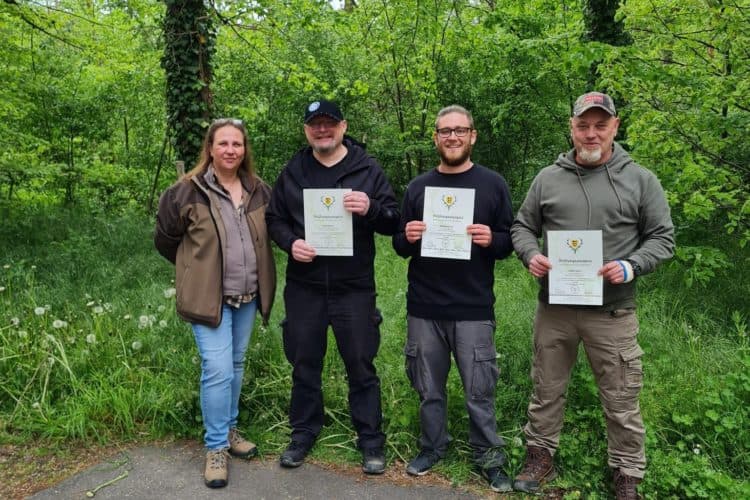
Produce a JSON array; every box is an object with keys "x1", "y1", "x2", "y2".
[{"x1": 161, "y1": 0, "x2": 215, "y2": 168}]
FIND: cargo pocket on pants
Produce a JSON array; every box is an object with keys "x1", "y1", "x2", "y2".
[
  {"x1": 619, "y1": 343, "x2": 644, "y2": 393},
  {"x1": 404, "y1": 342, "x2": 422, "y2": 394},
  {"x1": 471, "y1": 345, "x2": 499, "y2": 400}
]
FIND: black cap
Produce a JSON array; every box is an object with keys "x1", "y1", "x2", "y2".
[
  {"x1": 304, "y1": 100, "x2": 344, "y2": 123},
  {"x1": 572, "y1": 92, "x2": 617, "y2": 117}
]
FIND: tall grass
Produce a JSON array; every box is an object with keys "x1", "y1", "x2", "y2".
[{"x1": 0, "y1": 205, "x2": 747, "y2": 497}]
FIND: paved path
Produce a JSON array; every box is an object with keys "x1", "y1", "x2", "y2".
[{"x1": 31, "y1": 442, "x2": 483, "y2": 499}]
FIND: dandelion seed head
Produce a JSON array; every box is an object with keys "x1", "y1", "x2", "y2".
[
  {"x1": 52, "y1": 319, "x2": 68, "y2": 329},
  {"x1": 10, "y1": 317, "x2": 20, "y2": 326},
  {"x1": 92, "y1": 306, "x2": 104, "y2": 314},
  {"x1": 138, "y1": 315, "x2": 151, "y2": 329},
  {"x1": 157, "y1": 305, "x2": 166, "y2": 313},
  {"x1": 123, "y1": 314, "x2": 131, "y2": 320},
  {"x1": 693, "y1": 447, "x2": 700, "y2": 455},
  {"x1": 18, "y1": 330, "x2": 28, "y2": 339},
  {"x1": 31, "y1": 401, "x2": 40, "y2": 409},
  {"x1": 131, "y1": 341, "x2": 143, "y2": 351},
  {"x1": 86, "y1": 333, "x2": 96, "y2": 344},
  {"x1": 104, "y1": 303, "x2": 113, "y2": 311},
  {"x1": 47, "y1": 357, "x2": 55, "y2": 366},
  {"x1": 34, "y1": 307, "x2": 46, "y2": 316},
  {"x1": 163, "y1": 287, "x2": 176, "y2": 298},
  {"x1": 44, "y1": 304, "x2": 50, "y2": 311},
  {"x1": 191, "y1": 356, "x2": 199, "y2": 365},
  {"x1": 46, "y1": 334, "x2": 55, "y2": 342},
  {"x1": 159, "y1": 320, "x2": 168, "y2": 328}
]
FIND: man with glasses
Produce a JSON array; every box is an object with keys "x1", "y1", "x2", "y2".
[
  {"x1": 392, "y1": 105, "x2": 514, "y2": 492},
  {"x1": 266, "y1": 99, "x2": 399, "y2": 474}
]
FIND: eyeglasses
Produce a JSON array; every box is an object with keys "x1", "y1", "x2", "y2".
[
  {"x1": 436, "y1": 126, "x2": 473, "y2": 138},
  {"x1": 305, "y1": 119, "x2": 340, "y2": 130}
]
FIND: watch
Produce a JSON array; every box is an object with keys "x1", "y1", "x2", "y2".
[{"x1": 626, "y1": 260, "x2": 642, "y2": 277}]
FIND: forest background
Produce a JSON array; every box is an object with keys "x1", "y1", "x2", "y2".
[{"x1": 0, "y1": 0, "x2": 748, "y2": 498}]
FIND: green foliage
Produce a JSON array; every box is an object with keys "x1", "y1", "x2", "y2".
[
  {"x1": 161, "y1": 0, "x2": 216, "y2": 166},
  {"x1": 600, "y1": 0, "x2": 750, "y2": 258}
]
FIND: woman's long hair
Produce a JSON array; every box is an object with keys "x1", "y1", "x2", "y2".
[{"x1": 184, "y1": 119, "x2": 255, "y2": 180}]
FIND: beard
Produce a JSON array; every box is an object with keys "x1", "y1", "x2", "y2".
[
  {"x1": 439, "y1": 143, "x2": 473, "y2": 167},
  {"x1": 576, "y1": 146, "x2": 602, "y2": 165}
]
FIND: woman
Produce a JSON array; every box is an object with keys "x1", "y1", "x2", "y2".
[{"x1": 155, "y1": 119, "x2": 276, "y2": 488}]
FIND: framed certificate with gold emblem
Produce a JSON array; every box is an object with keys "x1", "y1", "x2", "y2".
[
  {"x1": 421, "y1": 186, "x2": 475, "y2": 260},
  {"x1": 547, "y1": 230, "x2": 603, "y2": 305},
  {"x1": 303, "y1": 188, "x2": 353, "y2": 256}
]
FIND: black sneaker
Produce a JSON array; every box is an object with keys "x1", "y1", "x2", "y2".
[
  {"x1": 406, "y1": 450, "x2": 441, "y2": 476},
  {"x1": 480, "y1": 466, "x2": 512, "y2": 493},
  {"x1": 279, "y1": 441, "x2": 310, "y2": 468},
  {"x1": 361, "y1": 447, "x2": 386, "y2": 474}
]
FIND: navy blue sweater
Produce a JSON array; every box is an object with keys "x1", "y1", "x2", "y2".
[{"x1": 392, "y1": 164, "x2": 513, "y2": 320}]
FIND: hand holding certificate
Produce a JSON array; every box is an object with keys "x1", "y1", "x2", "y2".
[
  {"x1": 421, "y1": 186, "x2": 475, "y2": 260},
  {"x1": 303, "y1": 188, "x2": 353, "y2": 256},
  {"x1": 547, "y1": 230, "x2": 603, "y2": 305}
]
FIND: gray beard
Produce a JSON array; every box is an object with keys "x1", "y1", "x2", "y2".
[
  {"x1": 313, "y1": 144, "x2": 337, "y2": 155},
  {"x1": 577, "y1": 147, "x2": 602, "y2": 165}
]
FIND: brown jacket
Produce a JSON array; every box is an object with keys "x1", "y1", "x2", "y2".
[{"x1": 154, "y1": 171, "x2": 276, "y2": 326}]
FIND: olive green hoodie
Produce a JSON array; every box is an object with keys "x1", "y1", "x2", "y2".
[{"x1": 511, "y1": 142, "x2": 674, "y2": 310}]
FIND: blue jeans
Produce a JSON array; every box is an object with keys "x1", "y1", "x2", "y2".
[{"x1": 192, "y1": 300, "x2": 258, "y2": 450}]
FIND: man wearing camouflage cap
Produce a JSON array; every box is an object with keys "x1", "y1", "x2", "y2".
[{"x1": 510, "y1": 92, "x2": 675, "y2": 499}]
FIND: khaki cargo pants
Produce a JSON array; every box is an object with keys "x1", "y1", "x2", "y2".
[{"x1": 524, "y1": 302, "x2": 646, "y2": 478}]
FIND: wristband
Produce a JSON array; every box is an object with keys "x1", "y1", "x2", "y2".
[{"x1": 617, "y1": 259, "x2": 634, "y2": 283}]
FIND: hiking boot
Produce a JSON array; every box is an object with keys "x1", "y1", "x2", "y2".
[
  {"x1": 228, "y1": 427, "x2": 258, "y2": 459},
  {"x1": 204, "y1": 449, "x2": 230, "y2": 488},
  {"x1": 513, "y1": 445, "x2": 557, "y2": 493},
  {"x1": 613, "y1": 469, "x2": 642, "y2": 500},
  {"x1": 279, "y1": 441, "x2": 311, "y2": 468},
  {"x1": 406, "y1": 449, "x2": 441, "y2": 476},
  {"x1": 480, "y1": 466, "x2": 513, "y2": 493},
  {"x1": 361, "y1": 447, "x2": 386, "y2": 474}
]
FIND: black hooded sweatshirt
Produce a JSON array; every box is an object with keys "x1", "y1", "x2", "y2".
[{"x1": 266, "y1": 137, "x2": 400, "y2": 291}]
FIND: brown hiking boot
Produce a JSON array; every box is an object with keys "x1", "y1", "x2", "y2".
[
  {"x1": 512, "y1": 445, "x2": 557, "y2": 493},
  {"x1": 204, "y1": 449, "x2": 230, "y2": 488},
  {"x1": 613, "y1": 469, "x2": 642, "y2": 500},
  {"x1": 228, "y1": 427, "x2": 258, "y2": 458}
]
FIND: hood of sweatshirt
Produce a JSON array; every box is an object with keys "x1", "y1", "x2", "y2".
[
  {"x1": 553, "y1": 142, "x2": 633, "y2": 229},
  {"x1": 284, "y1": 136, "x2": 372, "y2": 189}
]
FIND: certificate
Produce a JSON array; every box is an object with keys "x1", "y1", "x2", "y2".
[
  {"x1": 303, "y1": 188, "x2": 353, "y2": 256},
  {"x1": 421, "y1": 186, "x2": 475, "y2": 260},
  {"x1": 547, "y1": 230, "x2": 603, "y2": 305}
]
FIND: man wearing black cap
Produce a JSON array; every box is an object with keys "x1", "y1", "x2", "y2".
[
  {"x1": 511, "y1": 92, "x2": 674, "y2": 498},
  {"x1": 266, "y1": 100, "x2": 399, "y2": 474}
]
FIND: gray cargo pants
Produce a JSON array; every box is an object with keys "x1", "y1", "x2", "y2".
[
  {"x1": 404, "y1": 316, "x2": 505, "y2": 464},
  {"x1": 524, "y1": 302, "x2": 646, "y2": 478}
]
